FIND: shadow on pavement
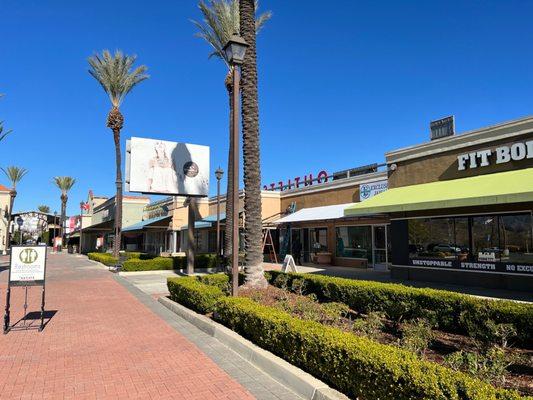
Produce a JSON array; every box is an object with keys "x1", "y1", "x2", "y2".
[{"x1": 9, "y1": 310, "x2": 58, "y2": 332}]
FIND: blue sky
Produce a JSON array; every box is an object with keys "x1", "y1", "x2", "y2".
[{"x1": 1, "y1": 0, "x2": 533, "y2": 215}]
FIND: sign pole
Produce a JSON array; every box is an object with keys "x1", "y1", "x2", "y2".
[
  {"x1": 39, "y1": 284, "x2": 45, "y2": 332},
  {"x1": 3, "y1": 286, "x2": 11, "y2": 334}
]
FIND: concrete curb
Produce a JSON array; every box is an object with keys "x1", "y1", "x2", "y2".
[{"x1": 158, "y1": 296, "x2": 349, "y2": 400}]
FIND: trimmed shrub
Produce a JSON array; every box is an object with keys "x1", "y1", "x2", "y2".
[
  {"x1": 122, "y1": 254, "x2": 219, "y2": 272},
  {"x1": 167, "y1": 277, "x2": 225, "y2": 314},
  {"x1": 266, "y1": 271, "x2": 533, "y2": 347},
  {"x1": 87, "y1": 252, "x2": 117, "y2": 266},
  {"x1": 214, "y1": 296, "x2": 524, "y2": 400},
  {"x1": 123, "y1": 252, "x2": 155, "y2": 260}
]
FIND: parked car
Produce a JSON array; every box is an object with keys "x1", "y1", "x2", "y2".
[{"x1": 432, "y1": 243, "x2": 462, "y2": 254}]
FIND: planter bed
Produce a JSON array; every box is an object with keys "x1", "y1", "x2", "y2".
[{"x1": 167, "y1": 273, "x2": 532, "y2": 399}]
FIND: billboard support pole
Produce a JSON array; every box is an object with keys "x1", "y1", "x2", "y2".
[{"x1": 187, "y1": 199, "x2": 196, "y2": 275}]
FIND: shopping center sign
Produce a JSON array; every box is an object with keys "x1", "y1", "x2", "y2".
[{"x1": 457, "y1": 139, "x2": 533, "y2": 171}]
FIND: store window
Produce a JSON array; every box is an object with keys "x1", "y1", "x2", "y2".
[
  {"x1": 336, "y1": 226, "x2": 372, "y2": 262},
  {"x1": 310, "y1": 228, "x2": 328, "y2": 253},
  {"x1": 408, "y1": 213, "x2": 533, "y2": 264},
  {"x1": 499, "y1": 214, "x2": 533, "y2": 264},
  {"x1": 408, "y1": 217, "x2": 464, "y2": 259},
  {"x1": 472, "y1": 216, "x2": 500, "y2": 262}
]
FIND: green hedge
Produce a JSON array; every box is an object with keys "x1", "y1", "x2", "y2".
[
  {"x1": 123, "y1": 252, "x2": 155, "y2": 260},
  {"x1": 266, "y1": 271, "x2": 533, "y2": 346},
  {"x1": 87, "y1": 252, "x2": 117, "y2": 266},
  {"x1": 215, "y1": 296, "x2": 524, "y2": 400},
  {"x1": 167, "y1": 277, "x2": 225, "y2": 314},
  {"x1": 122, "y1": 254, "x2": 218, "y2": 272}
]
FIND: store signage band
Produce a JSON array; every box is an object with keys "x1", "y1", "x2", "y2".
[
  {"x1": 457, "y1": 139, "x2": 533, "y2": 171},
  {"x1": 263, "y1": 170, "x2": 329, "y2": 191},
  {"x1": 410, "y1": 258, "x2": 533, "y2": 275}
]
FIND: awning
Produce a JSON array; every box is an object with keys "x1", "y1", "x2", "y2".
[
  {"x1": 180, "y1": 212, "x2": 237, "y2": 230},
  {"x1": 275, "y1": 203, "x2": 354, "y2": 224},
  {"x1": 122, "y1": 215, "x2": 171, "y2": 232},
  {"x1": 81, "y1": 219, "x2": 114, "y2": 232},
  {"x1": 344, "y1": 168, "x2": 533, "y2": 217}
]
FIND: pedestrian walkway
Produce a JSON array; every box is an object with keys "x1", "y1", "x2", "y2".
[{"x1": 0, "y1": 253, "x2": 301, "y2": 399}]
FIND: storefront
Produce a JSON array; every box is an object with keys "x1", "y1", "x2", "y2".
[
  {"x1": 275, "y1": 168, "x2": 390, "y2": 268},
  {"x1": 345, "y1": 116, "x2": 533, "y2": 290}
]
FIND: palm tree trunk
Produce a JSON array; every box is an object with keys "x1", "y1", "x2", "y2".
[
  {"x1": 239, "y1": 0, "x2": 267, "y2": 288},
  {"x1": 3, "y1": 191, "x2": 15, "y2": 254},
  {"x1": 60, "y1": 194, "x2": 67, "y2": 249},
  {"x1": 113, "y1": 129, "x2": 122, "y2": 258},
  {"x1": 224, "y1": 69, "x2": 234, "y2": 268}
]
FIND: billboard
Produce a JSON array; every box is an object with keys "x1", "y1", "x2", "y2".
[{"x1": 126, "y1": 137, "x2": 209, "y2": 197}]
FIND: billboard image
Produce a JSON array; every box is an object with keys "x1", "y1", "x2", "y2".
[{"x1": 126, "y1": 137, "x2": 209, "y2": 197}]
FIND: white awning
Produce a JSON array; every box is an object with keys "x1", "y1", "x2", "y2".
[{"x1": 275, "y1": 203, "x2": 354, "y2": 224}]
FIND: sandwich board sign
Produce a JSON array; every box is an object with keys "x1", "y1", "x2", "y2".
[
  {"x1": 4, "y1": 245, "x2": 48, "y2": 333},
  {"x1": 281, "y1": 255, "x2": 298, "y2": 273}
]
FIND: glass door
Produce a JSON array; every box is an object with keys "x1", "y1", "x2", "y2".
[{"x1": 372, "y1": 225, "x2": 390, "y2": 270}]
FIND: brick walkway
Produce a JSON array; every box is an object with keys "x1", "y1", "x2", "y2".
[{"x1": 0, "y1": 253, "x2": 255, "y2": 400}]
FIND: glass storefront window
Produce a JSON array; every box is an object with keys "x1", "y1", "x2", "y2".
[
  {"x1": 408, "y1": 213, "x2": 533, "y2": 264},
  {"x1": 310, "y1": 228, "x2": 328, "y2": 253},
  {"x1": 408, "y1": 217, "x2": 460, "y2": 259},
  {"x1": 472, "y1": 216, "x2": 500, "y2": 262},
  {"x1": 499, "y1": 214, "x2": 533, "y2": 264},
  {"x1": 336, "y1": 226, "x2": 372, "y2": 262}
]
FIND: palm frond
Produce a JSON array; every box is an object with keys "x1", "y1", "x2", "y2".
[
  {"x1": 53, "y1": 176, "x2": 76, "y2": 195},
  {"x1": 1, "y1": 166, "x2": 28, "y2": 189},
  {"x1": 37, "y1": 205, "x2": 51, "y2": 213},
  {"x1": 87, "y1": 50, "x2": 149, "y2": 108},
  {"x1": 192, "y1": 0, "x2": 271, "y2": 67},
  {"x1": 0, "y1": 121, "x2": 12, "y2": 142}
]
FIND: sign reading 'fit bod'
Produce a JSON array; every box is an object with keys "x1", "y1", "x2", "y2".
[{"x1": 457, "y1": 139, "x2": 533, "y2": 171}]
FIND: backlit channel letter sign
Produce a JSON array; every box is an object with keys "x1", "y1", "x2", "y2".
[{"x1": 457, "y1": 139, "x2": 533, "y2": 171}]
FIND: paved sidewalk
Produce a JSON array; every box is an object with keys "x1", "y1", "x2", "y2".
[{"x1": 0, "y1": 253, "x2": 300, "y2": 400}]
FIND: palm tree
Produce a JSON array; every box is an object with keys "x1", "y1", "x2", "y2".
[
  {"x1": 88, "y1": 50, "x2": 149, "y2": 257},
  {"x1": 1, "y1": 166, "x2": 28, "y2": 253},
  {"x1": 192, "y1": 0, "x2": 271, "y2": 270},
  {"x1": 53, "y1": 176, "x2": 75, "y2": 248},
  {"x1": 239, "y1": 0, "x2": 268, "y2": 288},
  {"x1": 38, "y1": 205, "x2": 50, "y2": 214},
  {"x1": 0, "y1": 94, "x2": 12, "y2": 142}
]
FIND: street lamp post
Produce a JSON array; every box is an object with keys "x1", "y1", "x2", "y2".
[
  {"x1": 16, "y1": 216, "x2": 23, "y2": 245},
  {"x1": 215, "y1": 167, "x2": 224, "y2": 267},
  {"x1": 223, "y1": 33, "x2": 249, "y2": 296},
  {"x1": 53, "y1": 211, "x2": 58, "y2": 252},
  {"x1": 79, "y1": 201, "x2": 84, "y2": 254}
]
